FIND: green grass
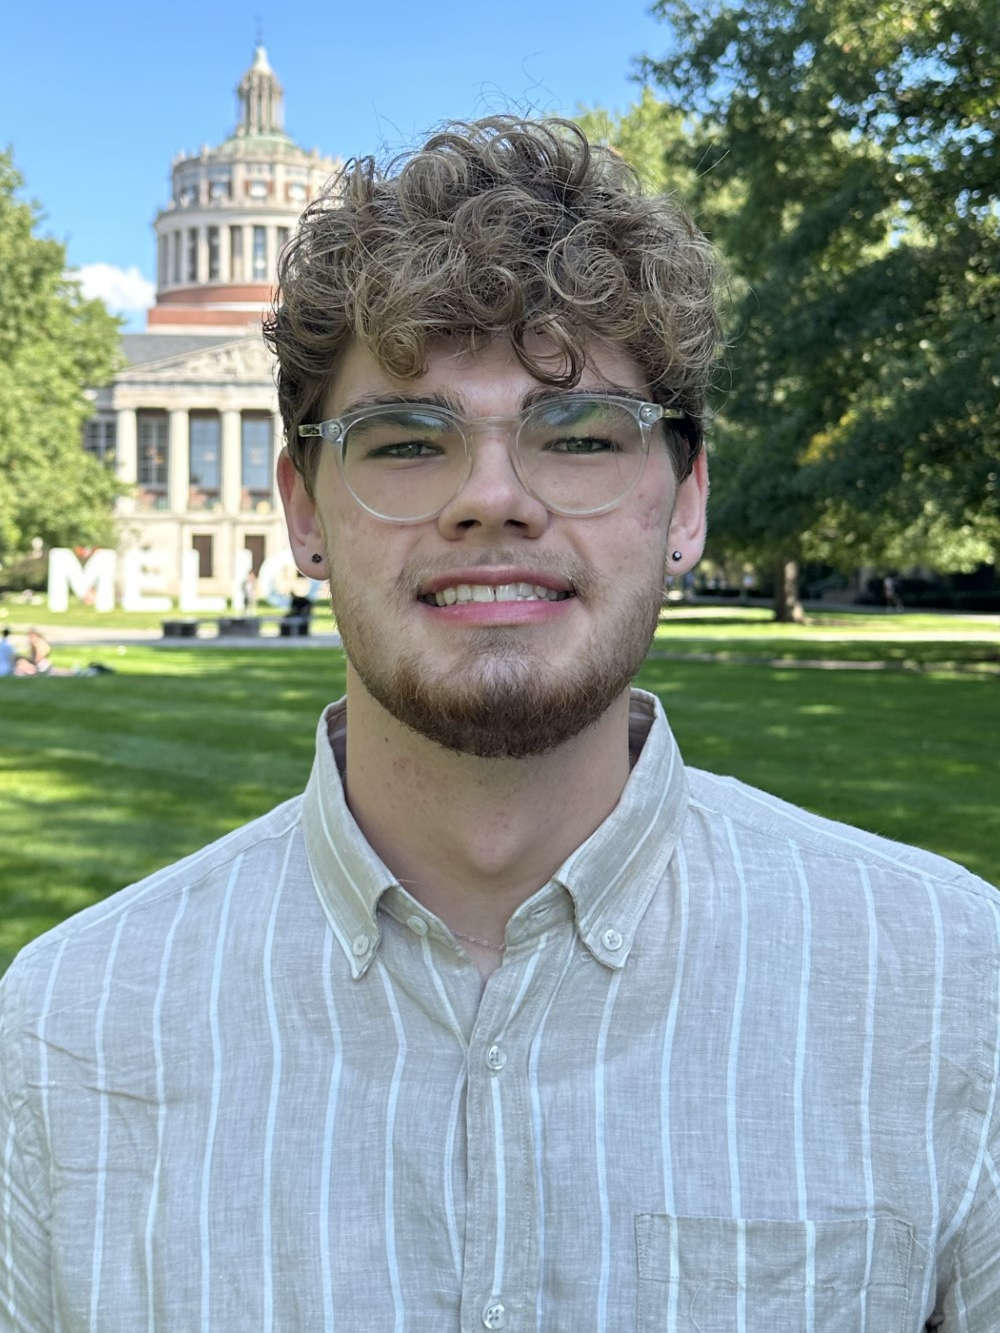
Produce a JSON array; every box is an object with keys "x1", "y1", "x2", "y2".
[{"x1": 1, "y1": 626, "x2": 997, "y2": 974}]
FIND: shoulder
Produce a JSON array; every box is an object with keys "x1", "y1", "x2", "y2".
[
  {"x1": 0, "y1": 795, "x2": 306, "y2": 1031},
  {"x1": 684, "y1": 766, "x2": 999, "y2": 929}
]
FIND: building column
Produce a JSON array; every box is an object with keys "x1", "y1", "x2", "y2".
[
  {"x1": 115, "y1": 407, "x2": 137, "y2": 514},
  {"x1": 220, "y1": 223, "x2": 231, "y2": 284},
  {"x1": 197, "y1": 228, "x2": 209, "y2": 287},
  {"x1": 116, "y1": 408, "x2": 137, "y2": 484},
  {"x1": 222, "y1": 409, "x2": 242, "y2": 513},
  {"x1": 168, "y1": 409, "x2": 189, "y2": 513}
]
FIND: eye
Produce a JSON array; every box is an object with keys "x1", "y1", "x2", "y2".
[
  {"x1": 545, "y1": 434, "x2": 620, "y2": 455},
  {"x1": 366, "y1": 439, "x2": 445, "y2": 461}
]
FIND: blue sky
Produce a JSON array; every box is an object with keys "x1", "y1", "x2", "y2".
[{"x1": 3, "y1": 0, "x2": 674, "y2": 327}]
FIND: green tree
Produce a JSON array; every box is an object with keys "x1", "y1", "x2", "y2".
[
  {"x1": 0, "y1": 150, "x2": 122, "y2": 566},
  {"x1": 574, "y1": 87, "x2": 696, "y2": 197},
  {"x1": 639, "y1": 0, "x2": 1000, "y2": 617}
]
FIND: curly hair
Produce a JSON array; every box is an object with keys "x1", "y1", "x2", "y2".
[{"x1": 263, "y1": 116, "x2": 722, "y2": 491}]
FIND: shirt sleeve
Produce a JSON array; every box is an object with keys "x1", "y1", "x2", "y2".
[
  {"x1": 0, "y1": 964, "x2": 54, "y2": 1332},
  {"x1": 938, "y1": 1049, "x2": 1000, "y2": 1326}
]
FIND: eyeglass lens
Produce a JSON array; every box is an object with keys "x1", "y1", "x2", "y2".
[{"x1": 340, "y1": 398, "x2": 650, "y2": 520}]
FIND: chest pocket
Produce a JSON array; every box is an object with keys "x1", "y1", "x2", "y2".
[{"x1": 635, "y1": 1214, "x2": 914, "y2": 1332}]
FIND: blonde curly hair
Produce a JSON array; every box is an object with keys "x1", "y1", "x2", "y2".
[{"x1": 264, "y1": 116, "x2": 722, "y2": 491}]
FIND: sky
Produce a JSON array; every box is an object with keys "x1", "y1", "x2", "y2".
[{"x1": 2, "y1": 0, "x2": 674, "y2": 329}]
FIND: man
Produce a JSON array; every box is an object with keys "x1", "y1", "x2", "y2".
[
  {"x1": 1, "y1": 118, "x2": 997, "y2": 1331},
  {"x1": 0, "y1": 628, "x2": 14, "y2": 676}
]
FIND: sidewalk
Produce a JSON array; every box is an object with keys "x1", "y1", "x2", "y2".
[{"x1": 34, "y1": 625, "x2": 344, "y2": 650}]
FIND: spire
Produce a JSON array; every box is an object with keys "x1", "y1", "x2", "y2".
[{"x1": 236, "y1": 44, "x2": 284, "y2": 136}]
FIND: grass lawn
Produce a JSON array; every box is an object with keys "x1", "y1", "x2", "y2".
[{"x1": 1, "y1": 627, "x2": 997, "y2": 974}]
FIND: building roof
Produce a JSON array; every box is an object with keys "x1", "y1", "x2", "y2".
[{"x1": 121, "y1": 333, "x2": 245, "y2": 367}]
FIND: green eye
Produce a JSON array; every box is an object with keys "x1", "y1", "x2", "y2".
[
  {"x1": 546, "y1": 435, "x2": 619, "y2": 455},
  {"x1": 367, "y1": 441, "x2": 445, "y2": 461}
]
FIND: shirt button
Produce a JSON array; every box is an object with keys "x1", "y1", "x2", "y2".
[
  {"x1": 602, "y1": 927, "x2": 623, "y2": 951},
  {"x1": 351, "y1": 933, "x2": 372, "y2": 957},
  {"x1": 406, "y1": 914, "x2": 428, "y2": 936},
  {"x1": 486, "y1": 1044, "x2": 507, "y2": 1072},
  {"x1": 482, "y1": 1299, "x2": 506, "y2": 1328}
]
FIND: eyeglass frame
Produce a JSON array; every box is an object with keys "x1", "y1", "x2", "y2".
[{"x1": 297, "y1": 392, "x2": 690, "y2": 524}]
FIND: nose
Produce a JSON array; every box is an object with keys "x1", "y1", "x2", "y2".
[{"x1": 435, "y1": 431, "x2": 549, "y2": 540}]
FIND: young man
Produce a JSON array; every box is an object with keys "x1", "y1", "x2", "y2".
[{"x1": 1, "y1": 119, "x2": 997, "y2": 1331}]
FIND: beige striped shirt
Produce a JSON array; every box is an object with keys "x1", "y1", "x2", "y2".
[{"x1": 2, "y1": 690, "x2": 999, "y2": 1331}]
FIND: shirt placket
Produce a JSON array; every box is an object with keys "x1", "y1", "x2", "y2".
[{"x1": 458, "y1": 944, "x2": 555, "y2": 1332}]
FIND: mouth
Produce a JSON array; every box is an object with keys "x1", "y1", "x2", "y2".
[{"x1": 418, "y1": 581, "x2": 576, "y2": 608}]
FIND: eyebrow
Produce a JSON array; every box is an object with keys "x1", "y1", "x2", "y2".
[{"x1": 334, "y1": 384, "x2": 652, "y2": 419}]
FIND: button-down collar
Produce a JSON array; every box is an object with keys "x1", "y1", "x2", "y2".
[{"x1": 301, "y1": 689, "x2": 689, "y2": 976}]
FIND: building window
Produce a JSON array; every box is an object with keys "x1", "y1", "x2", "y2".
[
  {"x1": 207, "y1": 226, "x2": 220, "y2": 281},
  {"x1": 191, "y1": 534, "x2": 214, "y2": 579},
  {"x1": 276, "y1": 226, "x2": 289, "y2": 255},
  {"x1": 83, "y1": 416, "x2": 116, "y2": 466},
  {"x1": 244, "y1": 534, "x2": 266, "y2": 575},
  {"x1": 241, "y1": 413, "x2": 273, "y2": 510},
  {"x1": 187, "y1": 227, "x2": 198, "y2": 283},
  {"x1": 137, "y1": 411, "x2": 169, "y2": 510},
  {"x1": 252, "y1": 225, "x2": 267, "y2": 281},
  {"x1": 172, "y1": 231, "x2": 181, "y2": 284},
  {"x1": 230, "y1": 225, "x2": 243, "y2": 281},
  {"x1": 188, "y1": 413, "x2": 221, "y2": 510}
]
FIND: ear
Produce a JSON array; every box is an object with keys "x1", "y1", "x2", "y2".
[
  {"x1": 277, "y1": 449, "x2": 327, "y2": 576},
  {"x1": 667, "y1": 450, "x2": 709, "y2": 572}
]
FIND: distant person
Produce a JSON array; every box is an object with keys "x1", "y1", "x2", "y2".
[
  {"x1": 242, "y1": 568, "x2": 258, "y2": 614},
  {"x1": 13, "y1": 627, "x2": 52, "y2": 675},
  {"x1": 0, "y1": 627, "x2": 14, "y2": 676},
  {"x1": 884, "y1": 574, "x2": 903, "y2": 610},
  {"x1": 1, "y1": 116, "x2": 997, "y2": 1330}
]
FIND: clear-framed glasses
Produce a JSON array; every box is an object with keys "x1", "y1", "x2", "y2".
[{"x1": 298, "y1": 393, "x2": 687, "y2": 524}]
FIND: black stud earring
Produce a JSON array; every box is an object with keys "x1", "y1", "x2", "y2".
[
  {"x1": 311, "y1": 553, "x2": 323, "y2": 565},
  {"x1": 671, "y1": 550, "x2": 683, "y2": 562}
]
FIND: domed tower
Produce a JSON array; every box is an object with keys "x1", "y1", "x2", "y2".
[{"x1": 148, "y1": 46, "x2": 339, "y2": 331}]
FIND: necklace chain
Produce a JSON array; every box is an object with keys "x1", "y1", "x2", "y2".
[{"x1": 452, "y1": 927, "x2": 506, "y2": 954}]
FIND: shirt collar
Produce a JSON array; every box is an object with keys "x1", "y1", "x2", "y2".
[
  {"x1": 302, "y1": 689, "x2": 689, "y2": 977},
  {"x1": 549, "y1": 688, "x2": 689, "y2": 968}
]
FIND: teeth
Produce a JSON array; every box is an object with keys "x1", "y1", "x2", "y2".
[{"x1": 430, "y1": 582, "x2": 570, "y2": 605}]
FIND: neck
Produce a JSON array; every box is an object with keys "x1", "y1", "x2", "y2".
[{"x1": 341, "y1": 668, "x2": 633, "y2": 951}]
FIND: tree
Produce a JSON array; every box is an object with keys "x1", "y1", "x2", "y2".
[
  {"x1": 574, "y1": 87, "x2": 697, "y2": 197},
  {"x1": 639, "y1": 0, "x2": 1000, "y2": 617},
  {"x1": 0, "y1": 150, "x2": 122, "y2": 566}
]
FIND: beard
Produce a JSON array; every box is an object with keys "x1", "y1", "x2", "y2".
[{"x1": 329, "y1": 555, "x2": 665, "y2": 759}]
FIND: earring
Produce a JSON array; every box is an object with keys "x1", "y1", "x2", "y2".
[
  {"x1": 311, "y1": 553, "x2": 323, "y2": 565},
  {"x1": 670, "y1": 550, "x2": 683, "y2": 562}
]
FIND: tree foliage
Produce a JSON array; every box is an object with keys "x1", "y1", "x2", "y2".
[
  {"x1": 636, "y1": 0, "x2": 1000, "y2": 593},
  {"x1": 0, "y1": 150, "x2": 122, "y2": 564}
]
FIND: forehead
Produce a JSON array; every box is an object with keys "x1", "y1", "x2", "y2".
[{"x1": 323, "y1": 335, "x2": 650, "y2": 417}]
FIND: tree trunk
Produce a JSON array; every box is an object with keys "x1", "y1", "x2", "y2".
[{"x1": 773, "y1": 557, "x2": 806, "y2": 623}]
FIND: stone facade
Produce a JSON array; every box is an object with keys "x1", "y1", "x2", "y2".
[{"x1": 86, "y1": 46, "x2": 339, "y2": 599}]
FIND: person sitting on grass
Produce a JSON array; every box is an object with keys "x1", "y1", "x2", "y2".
[
  {"x1": 1, "y1": 116, "x2": 997, "y2": 1331},
  {"x1": 13, "y1": 627, "x2": 53, "y2": 675},
  {"x1": 0, "y1": 627, "x2": 14, "y2": 676}
]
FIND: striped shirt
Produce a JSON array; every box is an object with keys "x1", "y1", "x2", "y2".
[{"x1": 2, "y1": 689, "x2": 998, "y2": 1332}]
